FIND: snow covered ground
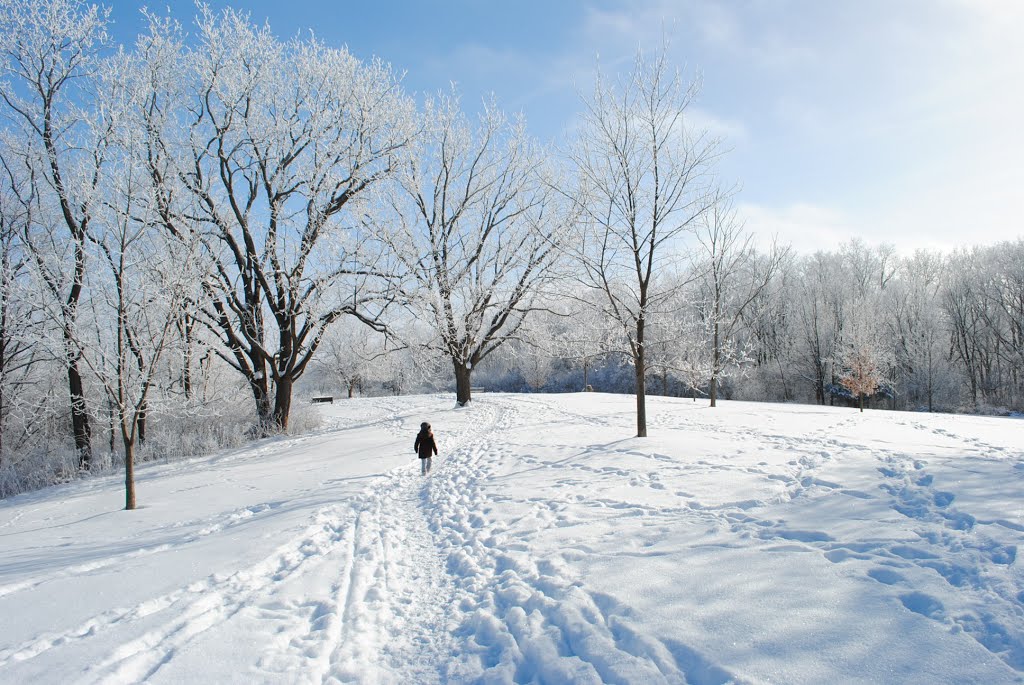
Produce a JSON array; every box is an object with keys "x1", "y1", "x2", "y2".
[{"x1": 0, "y1": 393, "x2": 1021, "y2": 684}]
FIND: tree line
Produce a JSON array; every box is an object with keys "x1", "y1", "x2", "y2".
[
  {"x1": 1, "y1": 0, "x2": 1020, "y2": 506},
  {"x1": 472, "y1": 238, "x2": 1023, "y2": 417}
]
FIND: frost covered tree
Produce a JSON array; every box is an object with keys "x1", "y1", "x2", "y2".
[
  {"x1": 315, "y1": 322, "x2": 391, "y2": 399},
  {"x1": 154, "y1": 9, "x2": 415, "y2": 430},
  {"x1": 942, "y1": 250, "x2": 991, "y2": 409},
  {"x1": 75, "y1": 49, "x2": 205, "y2": 509},
  {"x1": 569, "y1": 46, "x2": 720, "y2": 436},
  {"x1": 547, "y1": 295, "x2": 615, "y2": 391},
  {"x1": 794, "y1": 242, "x2": 901, "y2": 407},
  {"x1": 376, "y1": 93, "x2": 566, "y2": 406},
  {"x1": 737, "y1": 249, "x2": 797, "y2": 401},
  {"x1": 836, "y1": 298, "x2": 893, "y2": 412},
  {"x1": 982, "y1": 240, "x2": 1024, "y2": 407},
  {"x1": 84, "y1": 172, "x2": 201, "y2": 510},
  {"x1": 517, "y1": 341, "x2": 556, "y2": 391},
  {"x1": 0, "y1": 149, "x2": 43, "y2": 461},
  {"x1": 0, "y1": 0, "x2": 112, "y2": 467},
  {"x1": 674, "y1": 316, "x2": 716, "y2": 401},
  {"x1": 643, "y1": 316, "x2": 685, "y2": 397},
  {"x1": 636, "y1": 284, "x2": 716, "y2": 402},
  {"x1": 891, "y1": 251, "x2": 947, "y2": 412},
  {"x1": 692, "y1": 192, "x2": 787, "y2": 407},
  {"x1": 795, "y1": 251, "x2": 849, "y2": 405}
]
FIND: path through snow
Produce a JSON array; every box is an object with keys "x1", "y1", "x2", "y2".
[{"x1": 0, "y1": 393, "x2": 1021, "y2": 683}]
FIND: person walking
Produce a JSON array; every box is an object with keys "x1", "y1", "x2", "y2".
[{"x1": 414, "y1": 422, "x2": 437, "y2": 475}]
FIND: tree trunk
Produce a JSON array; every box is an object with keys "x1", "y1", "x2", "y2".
[
  {"x1": 0, "y1": 386, "x2": 4, "y2": 463},
  {"x1": 635, "y1": 346, "x2": 647, "y2": 438},
  {"x1": 927, "y1": 351, "x2": 934, "y2": 413},
  {"x1": 583, "y1": 358, "x2": 589, "y2": 391},
  {"x1": 859, "y1": 393, "x2": 864, "y2": 412},
  {"x1": 246, "y1": 371, "x2": 273, "y2": 433},
  {"x1": 107, "y1": 398, "x2": 115, "y2": 453},
  {"x1": 813, "y1": 355, "x2": 825, "y2": 405},
  {"x1": 124, "y1": 433, "x2": 136, "y2": 510},
  {"x1": 273, "y1": 375, "x2": 293, "y2": 431},
  {"x1": 182, "y1": 314, "x2": 194, "y2": 400},
  {"x1": 137, "y1": 397, "x2": 147, "y2": 445},
  {"x1": 0, "y1": 313, "x2": 5, "y2": 460},
  {"x1": 710, "y1": 320, "x2": 720, "y2": 408},
  {"x1": 776, "y1": 357, "x2": 790, "y2": 401},
  {"x1": 970, "y1": 368, "x2": 978, "y2": 409},
  {"x1": 454, "y1": 361, "x2": 472, "y2": 407},
  {"x1": 348, "y1": 381, "x2": 355, "y2": 399},
  {"x1": 44, "y1": 103, "x2": 92, "y2": 469},
  {"x1": 68, "y1": 356, "x2": 92, "y2": 470}
]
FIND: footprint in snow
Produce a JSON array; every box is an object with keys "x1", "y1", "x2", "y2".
[
  {"x1": 899, "y1": 591, "x2": 945, "y2": 620},
  {"x1": 867, "y1": 568, "x2": 906, "y2": 585}
]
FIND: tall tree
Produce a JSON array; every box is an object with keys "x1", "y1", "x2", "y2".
[
  {"x1": 159, "y1": 8, "x2": 414, "y2": 430},
  {"x1": 739, "y1": 249, "x2": 797, "y2": 402},
  {"x1": 0, "y1": 0, "x2": 111, "y2": 467},
  {"x1": 795, "y1": 251, "x2": 847, "y2": 405},
  {"x1": 75, "y1": 48, "x2": 202, "y2": 509},
  {"x1": 692, "y1": 192, "x2": 787, "y2": 407},
  {"x1": 569, "y1": 47, "x2": 720, "y2": 436},
  {"x1": 0, "y1": 146, "x2": 43, "y2": 461},
  {"x1": 982, "y1": 240, "x2": 1024, "y2": 407},
  {"x1": 377, "y1": 94, "x2": 566, "y2": 406},
  {"x1": 891, "y1": 250, "x2": 946, "y2": 412},
  {"x1": 943, "y1": 249, "x2": 993, "y2": 409}
]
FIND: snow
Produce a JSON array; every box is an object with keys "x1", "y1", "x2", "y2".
[{"x1": 1, "y1": 393, "x2": 1022, "y2": 684}]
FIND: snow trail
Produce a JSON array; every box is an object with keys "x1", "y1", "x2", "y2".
[
  {"x1": 1, "y1": 394, "x2": 1020, "y2": 683},
  {"x1": 418, "y1": 396, "x2": 725, "y2": 683}
]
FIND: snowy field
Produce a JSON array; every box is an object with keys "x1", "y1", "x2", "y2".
[{"x1": 0, "y1": 393, "x2": 1021, "y2": 684}]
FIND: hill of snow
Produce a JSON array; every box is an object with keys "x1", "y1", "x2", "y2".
[{"x1": 0, "y1": 393, "x2": 1021, "y2": 684}]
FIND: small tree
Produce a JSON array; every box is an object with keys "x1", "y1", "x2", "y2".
[
  {"x1": 315, "y1": 322, "x2": 391, "y2": 398},
  {"x1": 552, "y1": 295, "x2": 615, "y2": 391},
  {"x1": 645, "y1": 305, "x2": 715, "y2": 401},
  {"x1": 836, "y1": 298, "x2": 892, "y2": 412},
  {"x1": 519, "y1": 297, "x2": 612, "y2": 391},
  {"x1": 79, "y1": 51, "x2": 204, "y2": 508}
]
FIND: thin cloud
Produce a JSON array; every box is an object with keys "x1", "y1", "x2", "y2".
[
  {"x1": 686, "y1": 106, "x2": 747, "y2": 143},
  {"x1": 739, "y1": 202, "x2": 860, "y2": 254}
]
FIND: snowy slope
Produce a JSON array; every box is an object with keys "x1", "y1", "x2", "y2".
[{"x1": 0, "y1": 393, "x2": 1021, "y2": 684}]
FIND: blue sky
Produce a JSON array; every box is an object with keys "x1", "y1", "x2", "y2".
[{"x1": 106, "y1": 0, "x2": 1023, "y2": 254}]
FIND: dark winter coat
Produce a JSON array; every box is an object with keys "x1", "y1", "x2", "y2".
[{"x1": 415, "y1": 430, "x2": 437, "y2": 459}]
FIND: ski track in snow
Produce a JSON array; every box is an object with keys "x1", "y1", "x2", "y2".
[
  {"x1": 0, "y1": 396, "x2": 719, "y2": 683},
  {"x1": 0, "y1": 397, "x2": 458, "y2": 683},
  {"x1": 0, "y1": 501, "x2": 288, "y2": 602},
  {"x1": 1, "y1": 394, "x2": 1021, "y2": 683}
]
